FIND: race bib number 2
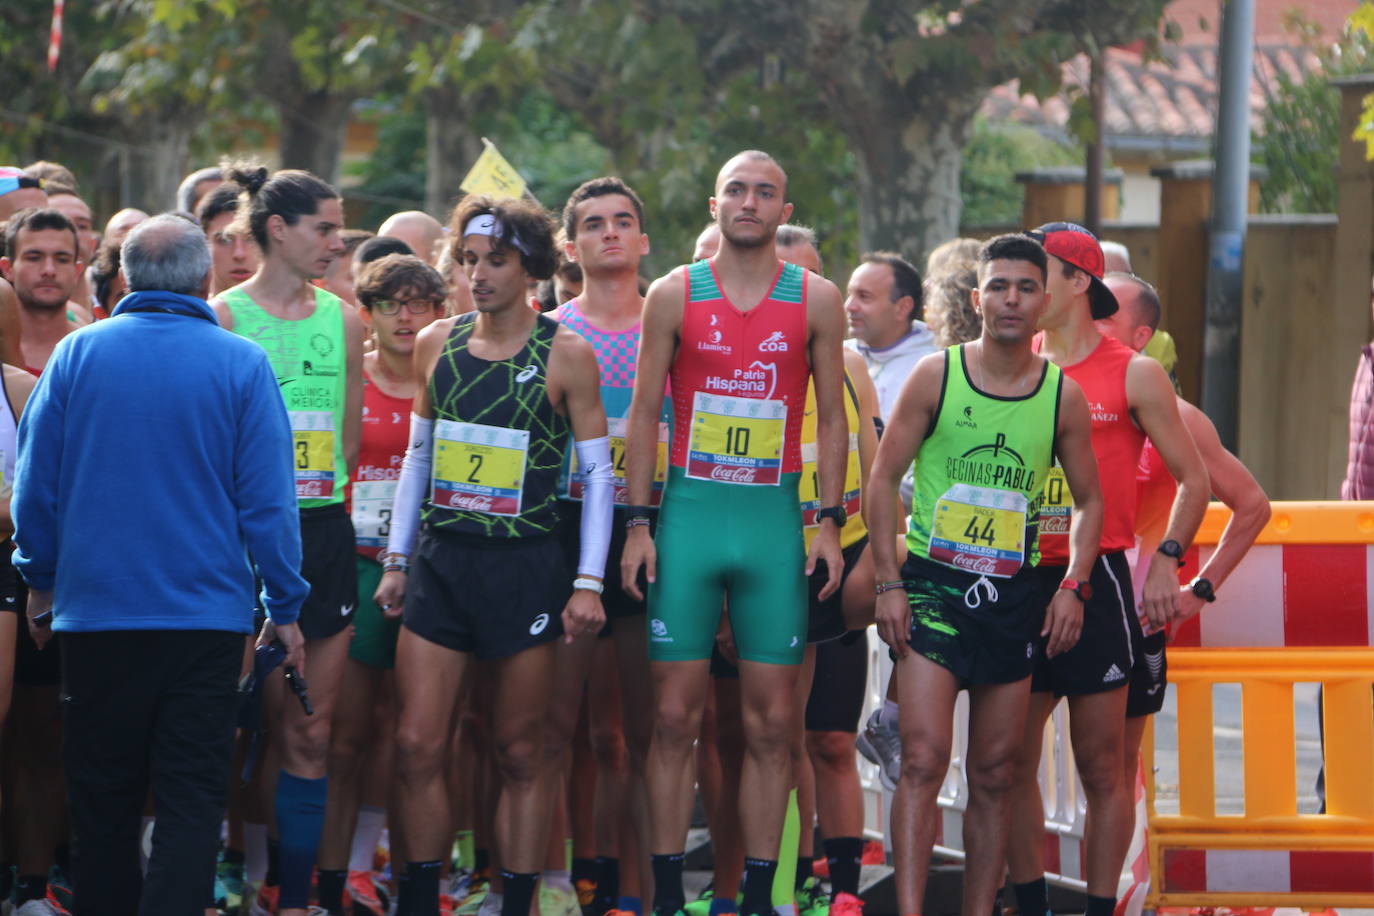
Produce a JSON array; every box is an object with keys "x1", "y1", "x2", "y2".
[
  {"x1": 291, "y1": 411, "x2": 336, "y2": 500},
  {"x1": 432, "y1": 420, "x2": 529, "y2": 516},
  {"x1": 929, "y1": 483, "x2": 1027, "y2": 578},
  {"x1": 686, "y1": 392, "x2": 785, "y2": 486}
]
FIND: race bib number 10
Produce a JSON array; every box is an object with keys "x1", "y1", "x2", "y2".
[
  {"x1": 929, "y1": 483, "x2": 1027, "y2": 578},
  {"x1": 291, "y1": 411, "x2": 336, "y2": 500},
  {"x1": 686, "y1": 392, "x2": 785, "y2": 486},
  {"x1": 432, "y1": 420, "x2": 529, "y2": 516}
]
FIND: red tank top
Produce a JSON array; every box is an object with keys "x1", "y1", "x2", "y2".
[
  {"x1": 348, "y1": 369, "x2": 412, "y2": 560},
  {"x1": 1134, "y1": 439, "x2": 1175, "y2": 543},
  {"x1": 669, "y1": 259, "x2": 810, "y2": 484},
  {"x1": 1036, "y1": 334, "x2": 1145, "y2": 563}
]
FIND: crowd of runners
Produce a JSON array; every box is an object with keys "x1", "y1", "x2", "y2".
[{"x1": 0, "y1": 151, "x2": 1271, "y2": 916}]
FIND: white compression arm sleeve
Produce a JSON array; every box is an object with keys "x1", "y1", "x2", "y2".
[
  {"x1": 574, "y1": 436, "x2": 614, "y2": 578},
  {"x1": 385, "y1": 414, "x2": 433, "y2": 561}
]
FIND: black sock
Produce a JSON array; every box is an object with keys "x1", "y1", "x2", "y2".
[
  {"x1": 474, "y1": 848, "x2": 491, "y2": 876},
  {"x1": 265, "y1": 837, "x2": 281, "y2": 887},
  {"x1": 650, "y1": 853, "x2": 686, "y2": 915},
  {"x1": 1012, "y1": 878, "x2": 1048, "y2": 916},
  {"x1": 318, "y1": 868, "x2": 348, "y2": 911},
  {"x1": 822, "y1": 837, "x2": 864, "y2": 898},
  {"x1": 739, "y1": 858, "x2": 777, "y2": 916},
  {"x1": 795, "y1": 855, "x2": 813, "y2": 890},
  {"x1": 0, "y1": 865, "x2": 13, "y2": 901},
  {"x1": 396, "y1": 872, "x2": 413, "y2": 916},
  {"x1": 407, "y1": 860, "x2": 444, "y2": 916},
  {"x1": 1085, "y1": 895, "x2": 1116, "y2": 916},
  {"x1": 15, "y1": 874, "x2": 46, "y2": 905},
  {"x1": 573, "y1": 857, "x2": 598, "y2": 887},
  {"x1": 223, "y1": 847, "x2": 246, "y2": 866},
  {"x1": 595, "y1": 856, "x2": 620, "y2": 912},
  {"x1": 500, "y1": 870, "x2": 539, "y2": 916}
]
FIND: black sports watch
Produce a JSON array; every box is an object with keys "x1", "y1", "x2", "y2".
[
  {"x1": 1190, "y1": 577, "x2": 1217, "y2": 603},
  {"x1": 625, "y1": 505, "x2": 652, "y2": 522},
  {"x1": 816, "y1": 505, "x2": 847, "y2": 529},
  {"x1": 1157, "y1": 539, "x2": 1186, "y2": 567}
]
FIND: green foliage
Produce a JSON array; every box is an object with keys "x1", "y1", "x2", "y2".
[
  {"x1": 959, "y1": 119, "x2": 1082, "y2": 226},
  {"x1": 1355, "y1": 2, "x2": 1374, "y2": 159},
  {"x1": 1257, "y1": 13, "x2": 1373, "y2": 212}
]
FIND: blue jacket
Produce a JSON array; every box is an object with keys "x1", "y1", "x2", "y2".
[{"x1": 12, "y1": 290, "x2": 307, "y2": 632}]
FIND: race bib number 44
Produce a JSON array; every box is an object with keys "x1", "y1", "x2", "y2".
[
  {"x1": 291, "y1": 411, "x2": 336, "y2": 500},
  {"x1": 929, "y1": 483, "x2": 1027, "y2": 578},
  {"x1": 432, "y1": 420, "x2": 529, "y2": 516},
  {"x1": 686, "y1": 392, "x2": 785, "y2": 486}
]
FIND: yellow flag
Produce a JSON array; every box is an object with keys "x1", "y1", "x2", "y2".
[{"x1": 460, "y1": 139, "x2": 527, "y2": 200}]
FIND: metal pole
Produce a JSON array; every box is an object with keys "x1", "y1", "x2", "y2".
[
  {"x1": 1084, "y1": 50, "x2": 1105, "y2": 236},
  {"x1": 1202, "y1": 0, "x2": 1254, "y2": 450}
]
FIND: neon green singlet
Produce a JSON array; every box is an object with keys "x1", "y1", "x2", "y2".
[
  {"x1": 223, "y1": 286, "x2": 349, "y2": 509},
  {"x1": 907, "y1": 344, "x2": 1061, "y2": 576}
]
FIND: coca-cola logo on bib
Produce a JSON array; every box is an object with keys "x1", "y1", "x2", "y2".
[
  {"x1": 450, "y1": 493, "x2": 495, "y2": 512},
  {"x1": 952, "y1": 554, "x2": 998, "y2": 574},
  {"x1": 711, "y1": 465, "x2": 757, "y2": 483}
]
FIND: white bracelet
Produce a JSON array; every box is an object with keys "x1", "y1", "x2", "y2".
[{"x1": 573, "y1": 577, "x2": 604, "y2": 594}]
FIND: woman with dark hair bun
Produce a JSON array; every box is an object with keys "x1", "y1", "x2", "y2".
[{"x1": 209, "y1": 164, "x2": 367, "y2": 916}]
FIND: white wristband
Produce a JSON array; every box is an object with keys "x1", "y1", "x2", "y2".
[{"x1": 573, "y1": 577, "x2": 604, "y2": 594}]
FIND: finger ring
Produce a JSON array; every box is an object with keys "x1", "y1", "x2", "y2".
[{"x1": 382, "y1": 604, "x2": 391, "y2": 610}]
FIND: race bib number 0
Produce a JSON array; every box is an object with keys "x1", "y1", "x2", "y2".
[
  {"x1": 929, "y1": 483, "x2": 1027, "y2": 578},
  {"x1": 291, "y1": 411, "x2": 336, "y2": 500},
  {"x1": 352, "y1": 479, "x2": 397, "y2": 548},
  {"x1": 432, "y1": 420, "x2": 529, "y2": 517},
  {"x1": 565, "y1": 418, "x2": 669, "y2": 506},
  {"x1": 686, "y1": 392, "x2": 785, "y2": 486},
  {"x1": 800, "y1": 436, "x2": 861, "y2": 527}
]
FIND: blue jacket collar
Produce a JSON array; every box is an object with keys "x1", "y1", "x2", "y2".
[{"x1": 111, "y1": 290, "x2": 219, "y2": 325}]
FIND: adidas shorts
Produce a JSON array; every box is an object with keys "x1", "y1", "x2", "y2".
[{"x1": 1031, "y1": 551, "x2": 1141, "y2": 698}]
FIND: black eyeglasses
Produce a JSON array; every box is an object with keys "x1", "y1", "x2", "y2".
[{"x1": 374, "y1": 298, "x2": 441, "y2": 316}]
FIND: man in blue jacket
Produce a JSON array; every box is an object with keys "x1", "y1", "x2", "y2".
[{"x1": 11, "y1": 213, "x2": 308, "y2": 916}]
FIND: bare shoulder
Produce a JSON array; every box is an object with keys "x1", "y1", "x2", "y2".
[
  {"x1": 842, "y1": 346, "x2": 868, "y2": 377},
  {"x1": 804, "y1": 269, "x2": 843, "y2": 310},
  {"x1": 551, "y1": 321, "x2": 598, "y2": 367},
  {"x1": 3, "y1": 364, "x2": 36, "y2": 403},
  {"x1": 1125, "y1": 350, "x2": 1172, "y2": 397}
]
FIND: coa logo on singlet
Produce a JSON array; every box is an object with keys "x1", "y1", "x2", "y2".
[{"x1": 758, "y1": 331, "x2": 789, "y2": 353}]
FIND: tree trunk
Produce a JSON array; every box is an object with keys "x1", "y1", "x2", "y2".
[
  {"x1": 277, "y1": 90, "x2": 355, "y2": 185},
  {"x1": 119, "y1": 115, "x2": 193, "y2": 212},
  {"x1": 844, "y1": 95, "x2": 979, "y2": 265},
  {"x1": 424, "y1": 85, "x2": 485, "y2": 219}
]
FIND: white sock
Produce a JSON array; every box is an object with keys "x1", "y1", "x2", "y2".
[
  {"x1": 349, "y1": 806, "x2": 387, "y2": 873},
  {"x1": 140, "y1": 816, "x2": 155, "y2": 875},
  {"x1": 542, "y1": 869, "x2": 574, "y2": 892},
  {"x1": 879, "y1": 699, "x2": 900, "y2": 729},
  {"x1": 244, "y1": 822, "x2": 269, "y2": 885}
]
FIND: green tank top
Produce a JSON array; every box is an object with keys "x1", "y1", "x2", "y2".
[
  {"x1": 223, "y1": 285, "x2": 349, "y2": 509},
  {"x1": 907, "y1": 344, "x2": 1061, "y2": 577}
]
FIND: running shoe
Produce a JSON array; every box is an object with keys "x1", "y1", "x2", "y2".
[
  {"x1": 854, "y1": 709, "x2": 901, "y2": 791},
  {"x1": 43, "y1": 870, "x2": 71, "y2": 916},
  {"x1": 575, "y1": 878, "x2": 599, "y2": 916},
  {"x1": 540, "y1": 882, "x2": 580, "y2": 916},
  {"x1": 456, "y1": 871, "x2": 491, "y2": 916},
  {"x1": 346, "y1": 869, "x2": 388, "y2": 916},
  {"x1": 216, "y1": 859, "x2": 248, "y2": 914},
  {"x1": 14, "y1": 899, "x2": 67, "y2": 916},
  {"x1": 475, "y1": 890, "x2": 504, "y2": 916},
  {"x1": 796, "y1": 877, "x2": 828, "y2": 916},
  {"x1": 682, "y1": 886, "x2": 714, "y2": 916},
  {"x1": 860, "y1": 841, "x2": 884, "y2": 866},
  {"x1": 448, "y1": 866, "x2": 474, "y2": 900},
  {"x1": 828, "y1": 892, "x2": 863, "y2": 916},
  {"x1": 248, "y1": 882, "x2": 278, "y2": 916}
]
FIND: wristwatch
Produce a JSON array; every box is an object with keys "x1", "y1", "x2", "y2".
[
  {"x1": 816, "y1": 505, "x2": 847, "y2": 529},
  {"x1": 1190, "y1": 577, "x2": 1217, "y2": 603},
  {"x1": 1156, "y1": 539, "x2": 1186, "y2": 567},
  {"x1": 1058, "y1": 578, "x2": 1093, "y2": 602}
]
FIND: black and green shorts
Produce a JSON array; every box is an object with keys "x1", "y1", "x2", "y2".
[{"x1": 901, "y1": 552, "x2": 1042, "y2": 687}]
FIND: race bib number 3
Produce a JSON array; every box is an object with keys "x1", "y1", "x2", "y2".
[
  {"x1": 352, "y1": 479, "x2": 397, "y2": 547},
  {"x1": 686, "y1": 392, "x2": 785, "y2": 486},
  {"x1": 800, "y1": 436, "x2": 861, "y2": 527},
  {"x1": 432, "y1": 420, "x2": 529, "y2": 516},
  {"x1": 929, "y1": 483, "x2": 1027, "y2": 578},
  {"x1": 291, "y1": 411, "x2": 336, "y2": 500}
]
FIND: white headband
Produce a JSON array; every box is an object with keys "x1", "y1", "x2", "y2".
[{"x1": 463, "y1": 213, "x2": 529, "y2": 255}]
